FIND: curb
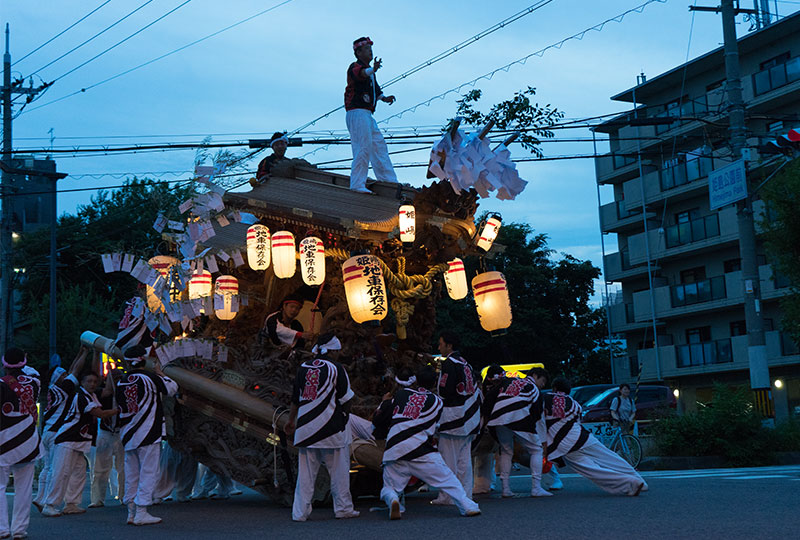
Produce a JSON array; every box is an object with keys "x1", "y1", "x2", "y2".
[{"x1": 638, "y1": 451, "x2": 800, "y2": 470}]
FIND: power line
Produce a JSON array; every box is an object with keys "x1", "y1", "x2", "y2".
[
  {"x1": 287, "y1": 0, "x2": 557, "y2": 136},
  {"x1": 22, "y1": 0, "x2": 296, "y2": 115},
  {"x1": 42, "y1": 0, "x2": 195, "y2": 86},
  {"x1": 25, "y1": 0, "x2": 156, "y2": 78},
  {"x1": 12, "y1": 0, "x2": 113, "y2": 66}
]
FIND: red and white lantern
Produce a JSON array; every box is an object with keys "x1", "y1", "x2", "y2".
[
  {"x1": 471, "y1": 271, "x2": 512, "y2": 332},
  {"x1": 246, "y1": 224, "x2": 270, "y2": 270},
  {"x1": 476, "y1": 214, "x2": 502, "y2": 252},
  {"x1": 188, "y1": 270, "x2": 212, "y2": 299},
  {"x1": 444, "y1": 258, "x2": 468, "y2": 300},
  {"x1": 398, "y1": 204, "x2": 416, "y2": 243},
  {"x1": 299, "y1": 236, "x2": 325, "y2": 286},
  {"x1": 271, "y1": 231, "x2": 296, "y2": 279},
  {"x1": 342, "y1": 255, "x2": 388, "y2": 324},
  {"x1": 214, "y1": 275, "x2": 239, "y2": 320}
]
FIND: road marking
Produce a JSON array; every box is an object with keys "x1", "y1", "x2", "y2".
[{"x1": 724, "y1": 475, "x2": 792, "y2": 480}]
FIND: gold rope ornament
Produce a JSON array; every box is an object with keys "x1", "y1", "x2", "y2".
[{"x1": 327, "y1": 249, "x2": 448, "y2": 338}]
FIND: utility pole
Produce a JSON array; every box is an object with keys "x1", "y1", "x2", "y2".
[
  {"x1": 690, "y1": 1, "x2": 773, "y2": 415},
  {"x1": 1, "y1": 24, "x2": 52, "y2": 354}
]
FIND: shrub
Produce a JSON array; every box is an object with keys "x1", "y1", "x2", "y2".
[{"x1": 652, "y1": 383, "x2": 774, "y2": 466}]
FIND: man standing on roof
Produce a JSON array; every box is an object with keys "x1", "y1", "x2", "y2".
[
  {"x1": 345, "y1": 36, "x2": 398, "y2": 193},
  {"x1": 251, "y1": 132, "x2": 290, "y2": 186}
]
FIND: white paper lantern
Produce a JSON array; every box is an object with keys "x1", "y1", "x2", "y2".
[
  {"x1": 398, "y1": 204, "x2": 416, "y2": 243},
  {"x1": 271, "y1": 231, "x2": 296, "y2": 279},
  {"x1": 299, "y1": 236, "x2": 325, "y2": 286},
  {"x1": 214, "y1": 275, "x2": 239, "y2": 320},
  {"x1": 472, "y1": 271, "x2": 512, "y2": 332},
  {"x1": 246, "y1": 224, "x2": 271, "y2": 270},
  {"x1": 476, "y1": 214, "x2": 502, "y2": 252},
  {"x1": 146, "y1": 255, "x2": 180, "y2": 312},
  {"x1": 188, "y1": 270, "x2": 212, "y2": 299},
  {"x1": 444, "y1": 258, "x2": 468, "y2": 300},
  {"x1": 342, "y1": 255, "x2": 388, "y2": 324}
]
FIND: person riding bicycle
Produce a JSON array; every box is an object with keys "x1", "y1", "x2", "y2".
[{"x1": 610, "y1": 383, "x2": 636, "y2": 433}]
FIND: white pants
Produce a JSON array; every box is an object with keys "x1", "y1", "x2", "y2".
[
  {"x1": 198, "y1": 466, "x2": 233, "y2": 498},
  {"x1": 1, "y1": 461, "x2": 35, "y2": 537},
  {"x1": 472, "y1": 451, "x2": 495, "y2": 493},
  {"x1": 34, "y1": 430, "x2": 56, "y2": 504},
  {"x1": 563, "y1": 436, "x2": 647, "y2": 495},
  {"x1": 345, "y1": 108, "x2": 397, "y2": 190},
  {"x1": 45, "y1": 445, "x2": 87, "y2": 506},
  {"x1": 437, "y1": 434, "x2": 474, "y2": 499},
  {"x1": 495, "y1": 426, "x2": 542, "y2": 493},
  {"x1": 124, "y1": 443, "x2": 161, "y2": 507},
  {"x1": 91, "y1": 430, "x2": 125, "y2": 505},
  {"x1": 292, "y1": 447, "x2": 354, "y2": 521},
  {"x1": 381, "y1": 453, "x2": 479, "y2": 516}
]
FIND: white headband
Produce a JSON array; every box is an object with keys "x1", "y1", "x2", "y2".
[
  {"x1": 395, "y1": 375, "x2": 416, "y2": 387},
  {"x1": 312, "y1": 336, "x2": 342, "y2": 355},
  {"x1": 50, "y1": 367, "x2": 67, "y2": 387},
  {"x1": 270, "y1": 135, "x2": 289, "y2": 148}
]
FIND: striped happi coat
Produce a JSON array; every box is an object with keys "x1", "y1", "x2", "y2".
[
  {"x1": 373, "y1": 388, "x2": 442, "y2": 462},
  {"x1": 53, "y1": 376, "x2": 100, "y2": 452},
  {"x1": 484, "y1": 376, "x2": 542, "y2": 433},
  {"x1": 543, "y1": 391, "x2": 590, "y2": 459},
  {"x1": 437, "y1": 354, "x2": 482, "y2": 437},
  {"x1": 42, "y1": 381, "x2": 70, "y2": 433},
  {"x1": 1, "y1": 372, "x2": 42, "y2": 466},
  {"x1": 116, "y1": 370, "x2": 178, "y2": 452},
  {"x1": 291, "y1": 357, "x2": 353, "y2": 448}
]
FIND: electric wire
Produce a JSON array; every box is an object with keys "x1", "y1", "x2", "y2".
[
  {"x1": 22, "y1": 0, "x2": 296, "y2": 115},
  {"x1": 12, "y1": 0, "x2": 113, "y2": 66}
]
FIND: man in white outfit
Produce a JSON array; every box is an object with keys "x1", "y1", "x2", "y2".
[
  {"x1": 344, "y1": 36, "x2": 397, "y2": 193},
  {"x1": 285, "y1": 334, "x2": 359, "y2": 522},
  {"x1": 116, "y1": 346, "x2": 178, "y2": 526},
  {"x1": 89, "y1": 369, "x2": 125, "y2": 507}
]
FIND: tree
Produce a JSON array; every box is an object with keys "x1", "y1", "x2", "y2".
[
  {"x1": 448, "y1": 87, "x2": 563, "y2": 157},
  {"x1": 435, "y1": 222, "x2": 612, "y2": 384},
  {"x1": 13, "y1": 178, "x2": 193, "y2": 360},
  {"x1": 760, "y1": 158, "x2": 800, "y2": 342}
]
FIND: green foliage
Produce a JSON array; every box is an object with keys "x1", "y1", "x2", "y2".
[
  {"x1": 759, "y1": 158, "x2": 800, "y2": 342},
  {"x1": 652, "y1": 383, "x2": 799, "y2": 466},
  {"x1": 21, "y1": 284, "x2": 118, "y2": 370},
  {"x1": 13, "y1": 178, "x2": 192, "y2": 358},
  {"x1": 435, "y1": 221, "x2": 611, "y2": 384},
  {"x1": 448, "y1": 87, "x2": 564, "y2": 157}
]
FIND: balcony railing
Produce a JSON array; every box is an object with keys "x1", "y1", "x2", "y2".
[
  {"x1": 677, "y1": 338, "x2": 733, "y2": 368},
  {"x1": 780, "y1": 332, "x2": 799, "y2": 356},
  {"x1": 613, "y1": 153, "x2": 637, "y2": 170},
  {"x1": 654, "y1": 94, "x2": 713, "y2": 135},
  {"x1": 670, "y1": 276, "x2": 727, "y2": 308},
  {"x1": 625, "y1": 303, "x2": 635, "y2": 324},
  {"x1": 616, "y1": 200, "x2": 642, "y2": 220},
  {"x1": 620, "y1": 248, "x2": 633, "y2": 270},
  {"x1": 665, "y1": 214, "x2": 720, "y2": 248},
  {"x1": 753, "y1": 56, "x2": 800, "y2": 96},
  {"x1": 660, "y1": 157, "x2": 715, "y2": 191}
]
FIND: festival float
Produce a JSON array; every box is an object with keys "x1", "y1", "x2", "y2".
[{"x1": 85, "y1": 121, "x2": 528, "y2": 505}]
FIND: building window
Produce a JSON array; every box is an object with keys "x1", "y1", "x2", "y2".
[
  {"x1": 686, "y1": 326, "x2": 711, "y2": 344},
  {"x1": 674, "y1": 209, "x2": 699, "y2": 225},
  {"x1": 730, "y1": 320, "x2": 747, "y2": 337},
  {"x1": 759, "y1": 53, "x2": 790, "y2": 71},
  {"x1": 724, "y1": 258, "x2": 741, "y2": 273},
  {"x1": 753, "y1": 53, "x2": 800, "y2": 96},
  {"x1": 764, "y1": 318, "x2": 774, "y2": 332},
  {"x1": 680, "y1": 266, "x2": 706, "y2": 284}
]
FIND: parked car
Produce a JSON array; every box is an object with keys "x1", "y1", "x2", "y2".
[
  {"x1": 570, "y1": 384, "x2": 617, "y2": 406},
  {"x1": 581, "y1": 385, "x2": 677, "y2": 423}
]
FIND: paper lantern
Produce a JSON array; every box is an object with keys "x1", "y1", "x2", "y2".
[
  {"x1": 188, "y1": 270, "x2": 212, "y2": 299},
  {"x1": 476, "y1": 214, "x2": 502, "y2": 252},
  {"x1": 472, "y1": 271, "x2": 512, "y2": 332},
  {"x1": 444, "y1": 258, "x2": 468, "y2": 300},
  {"x1": 299, "y1": 236, "x2": 325, "y2": 286},
  {"x1": 246, "y1": 224, "x2": 271, "y2": 270},
  {"x1": 271, "y1": 231, "x2": 296, "y2": 279},
  {"x1": 146, "y1": 255, "x2": 180, "y2": 312},
  {"x1": 342, "y1": 255, "x2": 388, "y2": 324},
  {"x1": 398, "y1": 204, "x2": 416, "y2": 243},
  {"x1": 214, "y1": 275, "x2": 239, "y2": 321}
]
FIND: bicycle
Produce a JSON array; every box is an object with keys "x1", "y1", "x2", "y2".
[{"x1": 607, "y1": 424, "x2": 642, "y2": 468}]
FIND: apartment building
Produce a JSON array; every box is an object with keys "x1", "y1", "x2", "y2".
[{"x1": 594, "y1": 12, "x2": 800, "y2": 416}]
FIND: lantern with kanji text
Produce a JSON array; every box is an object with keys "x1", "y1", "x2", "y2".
[
  {"x1": 476, "y1": 214, "x2": 502, "y2": 252},
  {"x1": 342, "y1": 255, "x2": 388, "y2": 324},
  {"x1": 246, "y1": 224, "x2": 271, "y2": 270},
  {"x1": 398, "y1": 204, "x2": 416, "y2": 243},
  {"x1": 299, "y1": 236, "x2": 325, "y2": 286}
]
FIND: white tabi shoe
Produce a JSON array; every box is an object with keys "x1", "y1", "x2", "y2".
[
  {"x1": 531, "y1": 487, "x2": 554, "y2": 497},
  {"x1": 126, "y1": 503, "x2": 136, "y2": 525},
  {"x1": 133, "y1": 506, "x2": 162, "y2": 526}
]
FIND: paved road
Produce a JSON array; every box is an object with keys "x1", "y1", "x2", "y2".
[{"x1": 12, "y1": 465, "x2": 800, "y2": 539}]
